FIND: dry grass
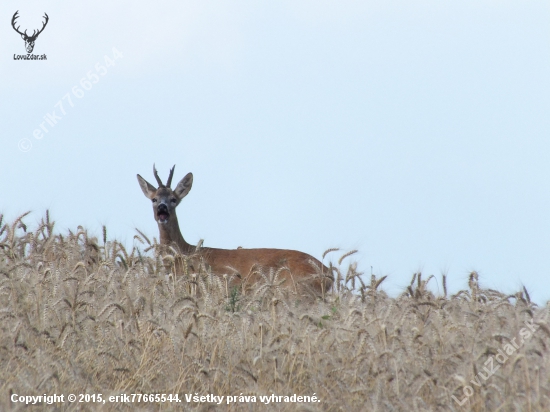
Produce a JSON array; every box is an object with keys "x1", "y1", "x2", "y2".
[{"x1": 0, "y1": 212, "x2": 549, "y2": 411}]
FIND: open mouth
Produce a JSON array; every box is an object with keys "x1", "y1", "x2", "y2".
[{"x1": 157, "y1": 205, "x2": 170, "y2": 224}]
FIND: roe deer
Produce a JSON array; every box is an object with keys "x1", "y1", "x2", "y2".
[{"x1": 137, "y1": 165, "x2": 333, "y2": 296}]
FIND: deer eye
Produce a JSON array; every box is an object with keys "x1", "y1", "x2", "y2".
[
  {"x1": 170, "y1": 198, "x2": 177, "y2": 203},
  {"x1": 152, "y1": 198, "x2": 158, "y2": 203}
]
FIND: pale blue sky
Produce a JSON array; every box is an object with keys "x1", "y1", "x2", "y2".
[{"x1": 1, "y1": 1, "x2": 549, "y2": 303}]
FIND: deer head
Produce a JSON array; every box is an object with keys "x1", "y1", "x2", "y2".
[
  {"x1": 12, "y1": 11, "x2": 49, "y2": 54},
  {"x1": 137, "y1": 165, "x2": 193, "y2": 226}
]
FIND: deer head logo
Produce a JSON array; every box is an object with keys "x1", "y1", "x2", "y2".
[{"x1": 11, "y1": 11, "x2": 49, "y2": 54}]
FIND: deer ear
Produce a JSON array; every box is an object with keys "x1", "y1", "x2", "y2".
[
  {"x1": 174, "y1": 173, "x2": 193, "y2": 200},
  {"x1": 137, "y1": 174, "x2": 157, "y2": 199}
]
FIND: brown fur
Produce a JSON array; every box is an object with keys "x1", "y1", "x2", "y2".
[{"x1": 137, "y1": 165, "x2": 333, "y2": 295}]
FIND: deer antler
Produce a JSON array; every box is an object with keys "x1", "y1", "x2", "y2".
[
  {"x1": 31, "y1": 13, "x2": 49, "y2": 39},
  {"x1": 153, "y1": 164, "x2": 164, "y2": 187},
  {"x1": 11, "y1": 11, "x2": 49, "y2": 39},
  {"x1": 166, "y1": 165, "x2": 175, "y2": 188},
  {"x1": 11, "y1": 11, "x2": 26, "y2": 37}
]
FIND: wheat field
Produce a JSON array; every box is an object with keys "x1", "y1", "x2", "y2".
[{"x1": 0, "y1": 212, "x2": 548, "y2": 411}]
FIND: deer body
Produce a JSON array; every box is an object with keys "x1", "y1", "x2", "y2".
[{"x1": 137, "y1": 165, "x2": 332, "y2": 295}]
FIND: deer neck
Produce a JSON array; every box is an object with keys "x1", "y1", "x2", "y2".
[{"x1": 158, "y1": 214, "x2": 194, "y2": 254}]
